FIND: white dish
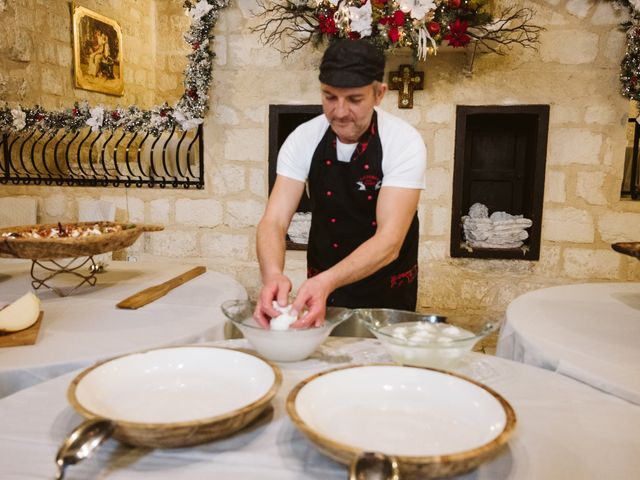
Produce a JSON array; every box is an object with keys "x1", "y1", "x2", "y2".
[
  {"x1": 68, "y1": 346, "x2": 281, "y2": 447},
  {"x1": 221, "y1": 299, "x2": 352, "y2": 362},
  {"x1": 287, "y1": 365, "x2": 515, "y2": 477}
]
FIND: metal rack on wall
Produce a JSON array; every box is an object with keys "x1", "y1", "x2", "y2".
[{"x1": 0, "y1": 125, "x2": 204, "y2": 189}]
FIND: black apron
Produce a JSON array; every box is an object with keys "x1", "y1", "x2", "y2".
[{"x1": 306, "y1": 112, "x2": 419, "y2": 310}]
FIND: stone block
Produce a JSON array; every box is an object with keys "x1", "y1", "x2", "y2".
[
  {"x1": 228, "y1": 35, "x2": 281, "y2": 68},
  {"x1": 539, "y1": 30, "x2": 598, "y2": 64},
  {"x1": 148, "y1": 229, "x2": 198, "y2": 257},
  {"x1": 427, "y1": 206, "x2": 449, "y2": 236},
  {"x1": 213, "y1": 105, "x2": 239, "y2": 125},
  {"x1": 242, "y1": 105, "x2": 267, "y2": 124},
  {"x1": 604, "y1": 30, "x2": 627, "y2": 64},
  {"x1": 548, "y1": 128, "x2": 602, "y2": 165},
  {"x1": 597, "y1": 212, "x2": 640, "y2": 242},
  {"x1": 41, "y1": 68, "x2": 63, "y2": 95},
  {"x1": 563, "y1": 248, "x2": 620, "y2": 279},
  {"x1": 176, "y1": 198, "x2": 223, "y2": 226},
  {"x1": 150, "y1": 199, "x2": 170, "y2": 224},
  {"x1": 544, "y1": 170, "x2": 566, "y2": 203},
  {"x1": 225, "y1": 199, "x2": 265, "y2": 228},
  {"x1": 565, "y1": 0, "x2": 594, "y2": 19},
  {"x1": 550, "y1": 105, "x2": 582, "y2": 125},
  {"x1": 44, "y1": 194, "x2": 67, "y2": 217},
  {"x1": 211, "y1": 163, "x2": 246, "y2": 195},
  {"x1": 591, "y1": 2, "x2": 625, "y2": 25},
  {"x1": 585, "y1": 104, "x2": 624, "y2": 125},
  {"x1": 424, "y1": 104, "x2": 453, "y2": 123},
  {"x1": 576, "y1": 171, "x2": 607, "y2": 205},
  {"x1": 201, "y1": 231, "x2": 250, "y2": 260},
  {"x1": 423, "y1": 167, "x2": 450, "y2": 200},
  {"x1": 56, "y1": 43, "x2": 71, "y2": 68},
  {"x1": 249, "y1": 168, "x2": 266, "y2": 197},
  {"x1": 10, "y1": 31, "x2": 31, "y2": 62},
  {"x1": 419, "y1": 240, "x2": 447, "y2": 261},
  {"x1": 433, "y1": 129, "x2": 454, "y2": 164},
  {"x1": 224, "y1": 129, "x2": 265, "y2": 161},
  {"x1": 543, "y1": 207, "x2": 594, "y2": 243}
]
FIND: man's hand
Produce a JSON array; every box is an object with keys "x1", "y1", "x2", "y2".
[
  {"x1": 254, "y1": 273, "x2": 292, "y2": 328},
  {"x1": 290, "y1": 274, "x2": 333, "y2": 328}
]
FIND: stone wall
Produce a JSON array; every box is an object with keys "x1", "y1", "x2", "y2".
[
  {"x1": 1, "y1": 0, "x2": 640, "y2": 320},
  {"x1": 0, "y1": 0, "x2": 186, "y2": 109}
]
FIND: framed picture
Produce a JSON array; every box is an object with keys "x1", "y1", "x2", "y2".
[{"x1": 72, "y1": 5, "x2": 124, "y2": 96}]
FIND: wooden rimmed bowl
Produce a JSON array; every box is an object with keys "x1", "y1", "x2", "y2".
[
  {"x1": 0, "y1": 222, "x2": 163, "y2": 259},
  {"x1": 68, "y1": 346, "x2": 282, "y2": 448},
  {"x1": 286, "y1": 364, "x2": 516, "y2": 479}
]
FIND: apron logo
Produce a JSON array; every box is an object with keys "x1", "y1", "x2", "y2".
[
  {"x1": 390, "y1": 264, "x2": 418, "y2": 288},
  {"x1": 355, "y1": 175, "x2": 381, "y2": 191}
]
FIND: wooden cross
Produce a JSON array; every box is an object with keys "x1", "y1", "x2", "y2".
[{"x1": 388, "y1": 65, "x2": 424, "y2": 109}]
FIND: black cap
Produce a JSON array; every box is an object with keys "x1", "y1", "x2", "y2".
[{"x1": 319, "y1": 40, "x2": 385, "y2": 88}]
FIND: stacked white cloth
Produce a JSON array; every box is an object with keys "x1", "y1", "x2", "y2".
[
  {"x1": 287, "y1": 212, "x2": 312, "y2": 244},
  {"x1": 462, "y1": 203, "x2": 533, "y2": 248}
]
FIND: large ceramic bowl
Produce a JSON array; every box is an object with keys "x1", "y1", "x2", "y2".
[
  {"x1": 221, "y1": 299, "x2": 352, "y2": 362},
  {"x1": 67, "y1": 346, "x2": 281, "y2": 448},
  {"x1": 287, "y1": 364, "x2": 516, "y2": 479},
  {"x1": 354, "y1": 308, "x2": 498, "y2": 369}
]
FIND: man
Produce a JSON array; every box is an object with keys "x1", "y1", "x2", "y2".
[{"x1": 255, "y1": 39, "x2": 426, "y2": 328}]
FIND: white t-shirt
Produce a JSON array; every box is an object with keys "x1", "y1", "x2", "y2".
[{"x1": 276, "y1": 108, "x2": 427, "y2": 189}]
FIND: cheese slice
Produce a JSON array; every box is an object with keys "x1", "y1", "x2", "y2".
[{"x1": 0, "y1": 292, "x2": 41, "y2": 332}]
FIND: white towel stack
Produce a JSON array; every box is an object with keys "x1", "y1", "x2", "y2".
[
  {"x1": 462, "y1": 203, "x2": 533, "y2": 249},
  {"x1": 287, "y1": 212, "x2": 312, "y2": 244}
]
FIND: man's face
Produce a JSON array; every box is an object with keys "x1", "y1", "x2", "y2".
[{"x1": 321, "y1": 83, "x2": 387, "y2": 144}]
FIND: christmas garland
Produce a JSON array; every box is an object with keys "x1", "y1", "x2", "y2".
[
  {"x1": 612, "y1": 0, "x2": 640, "y2": 101},
  {"x1": 0, "y1": 0, "x2": 228, "y2": 136}
]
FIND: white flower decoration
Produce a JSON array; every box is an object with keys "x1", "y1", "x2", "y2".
[
  {"x1": 11, "y1": 108, "x2": 26, "y2": 130},
  {"x1": 189, "y1": 0, "x2": 214, "y2": 21},
  {"x1": 174, "y1": 110, "x2": 204, "y2": 131},
  {"x1": 398, "y1": 0, "x2": 436, "y2": 20},
  {"x1": 86, "y1": 106, "x2": 105, "y2": 131},
  {"x1": 349, "y1": 1, "x2": 372, "y2": 37},
  {"x1": 631, "y1": 0, "x2": 640, "y2": 11}
]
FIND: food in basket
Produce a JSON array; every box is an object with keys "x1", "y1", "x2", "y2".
[
  {"x1": 1, "y1": 222, "x2": 128, "y2": 239},
  {"x1": 0, "y1": 292, "x2": 40, "y2": 333}
]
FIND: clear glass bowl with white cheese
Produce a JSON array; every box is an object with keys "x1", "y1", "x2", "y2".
[
  {"x1": 353, "y1": 308, "x2": 498, "y2": 369},
  {"x1": 221, "y1": 299, "x2": 352, "y2": 362}
]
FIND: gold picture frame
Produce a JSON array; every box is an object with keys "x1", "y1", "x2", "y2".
[{"x1": 72, "y1": 5, "x2": 124, "y2": 96}]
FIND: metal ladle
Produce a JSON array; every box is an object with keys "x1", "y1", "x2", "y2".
[
  {"x1": 55, "y1": 418, "x2": 115, "y2": 480},
  {"x1": 349, "y1": 451, "x2": 401, "y2": 480}
]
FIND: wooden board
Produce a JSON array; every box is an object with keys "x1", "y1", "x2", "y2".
[
  {"x1": 117, "y1": 266, "x2": 207, "y2": 309},
  {"x1": 0, "y1": 311, "x2": 43, "y2": 347}
]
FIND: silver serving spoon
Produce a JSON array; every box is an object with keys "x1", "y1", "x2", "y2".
[
  {"x1": 55, "y1": 418, "x2": 115, "y2": 480},
  {"x1": 349, "y1": 451, "x2": 401, "y2": 480}
]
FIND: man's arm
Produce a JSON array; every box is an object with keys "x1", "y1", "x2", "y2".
[
  {"x1": 291, "y1": 186, "x2": 421, "y2": 327},
  {"x1": 255, "y1": 175, "x2": 306, "y2": 327}
]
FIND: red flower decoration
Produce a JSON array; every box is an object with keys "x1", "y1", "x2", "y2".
[
  {"x1": 444, "y1": 19, "x2": 471, "y2": 47},
  {"x1": 393, "y1": 10, "x2": 405, "y2": 26},
  {"x1": 449, "y1": 0, "x2": 461, "y2": 8},
  {"x1": 35, "y1": 113, "x2": 44, "y2": 121},
  {"x1": 72, "y1": 108, "x2": 79, "y2": 117},
  {"x1": 193, "y1": 41, "x2": 200, "y2": 50},
  {"x1": 111, "y1": 111, "x2": 121, "y2": 120},
  {"x1": 348, "y1": 31, "x2": 361, "y2": 39},
  {"x1": 389, "y1": 27, "x2": 400, "y2": 43},
  {"x1": 427, "y1": 21, "x2": 441, "y2": 36},
  {"x1": 160, "y1": 109, "x2": 168, "y2": 117},
  {"x1": 188, "y1": 89, "x2": 198, "y2": 99},
  {"x1": 319, "y1": 14, "x2": 337, "y2": 34}
]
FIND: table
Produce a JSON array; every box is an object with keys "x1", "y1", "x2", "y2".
[
  {"x1": 0, "y1": 259, "x2": 246, "y2": 398},
  {"x1": 0, "y1": 337, "x2": 638, "y2": 479},
  {"x1": 496, "y1": 282, "x2": 640, "y2": 405}
]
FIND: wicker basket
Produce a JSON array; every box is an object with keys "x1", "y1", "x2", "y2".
[{"x1": 0, "y1": 222, "x2": 163, "y2": 260}]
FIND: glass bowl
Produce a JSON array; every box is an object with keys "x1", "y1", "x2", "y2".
[
  {"x1": 353, "y1": 308, "x2": 498, "y2": 369},
  {"x1": 221, "y1": 299, "x2": 352, "y2": 362}
]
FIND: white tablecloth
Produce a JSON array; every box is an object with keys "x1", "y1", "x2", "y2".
[
  {"x1": 0, "y1": 259, "x2": 246, "y2": 398},
  {"x1": 0, "y1": 337, "x2": 638, "y2": 479},
  {"x1": 497, "y1": 282, "x2": 640, "y2": 405}
]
